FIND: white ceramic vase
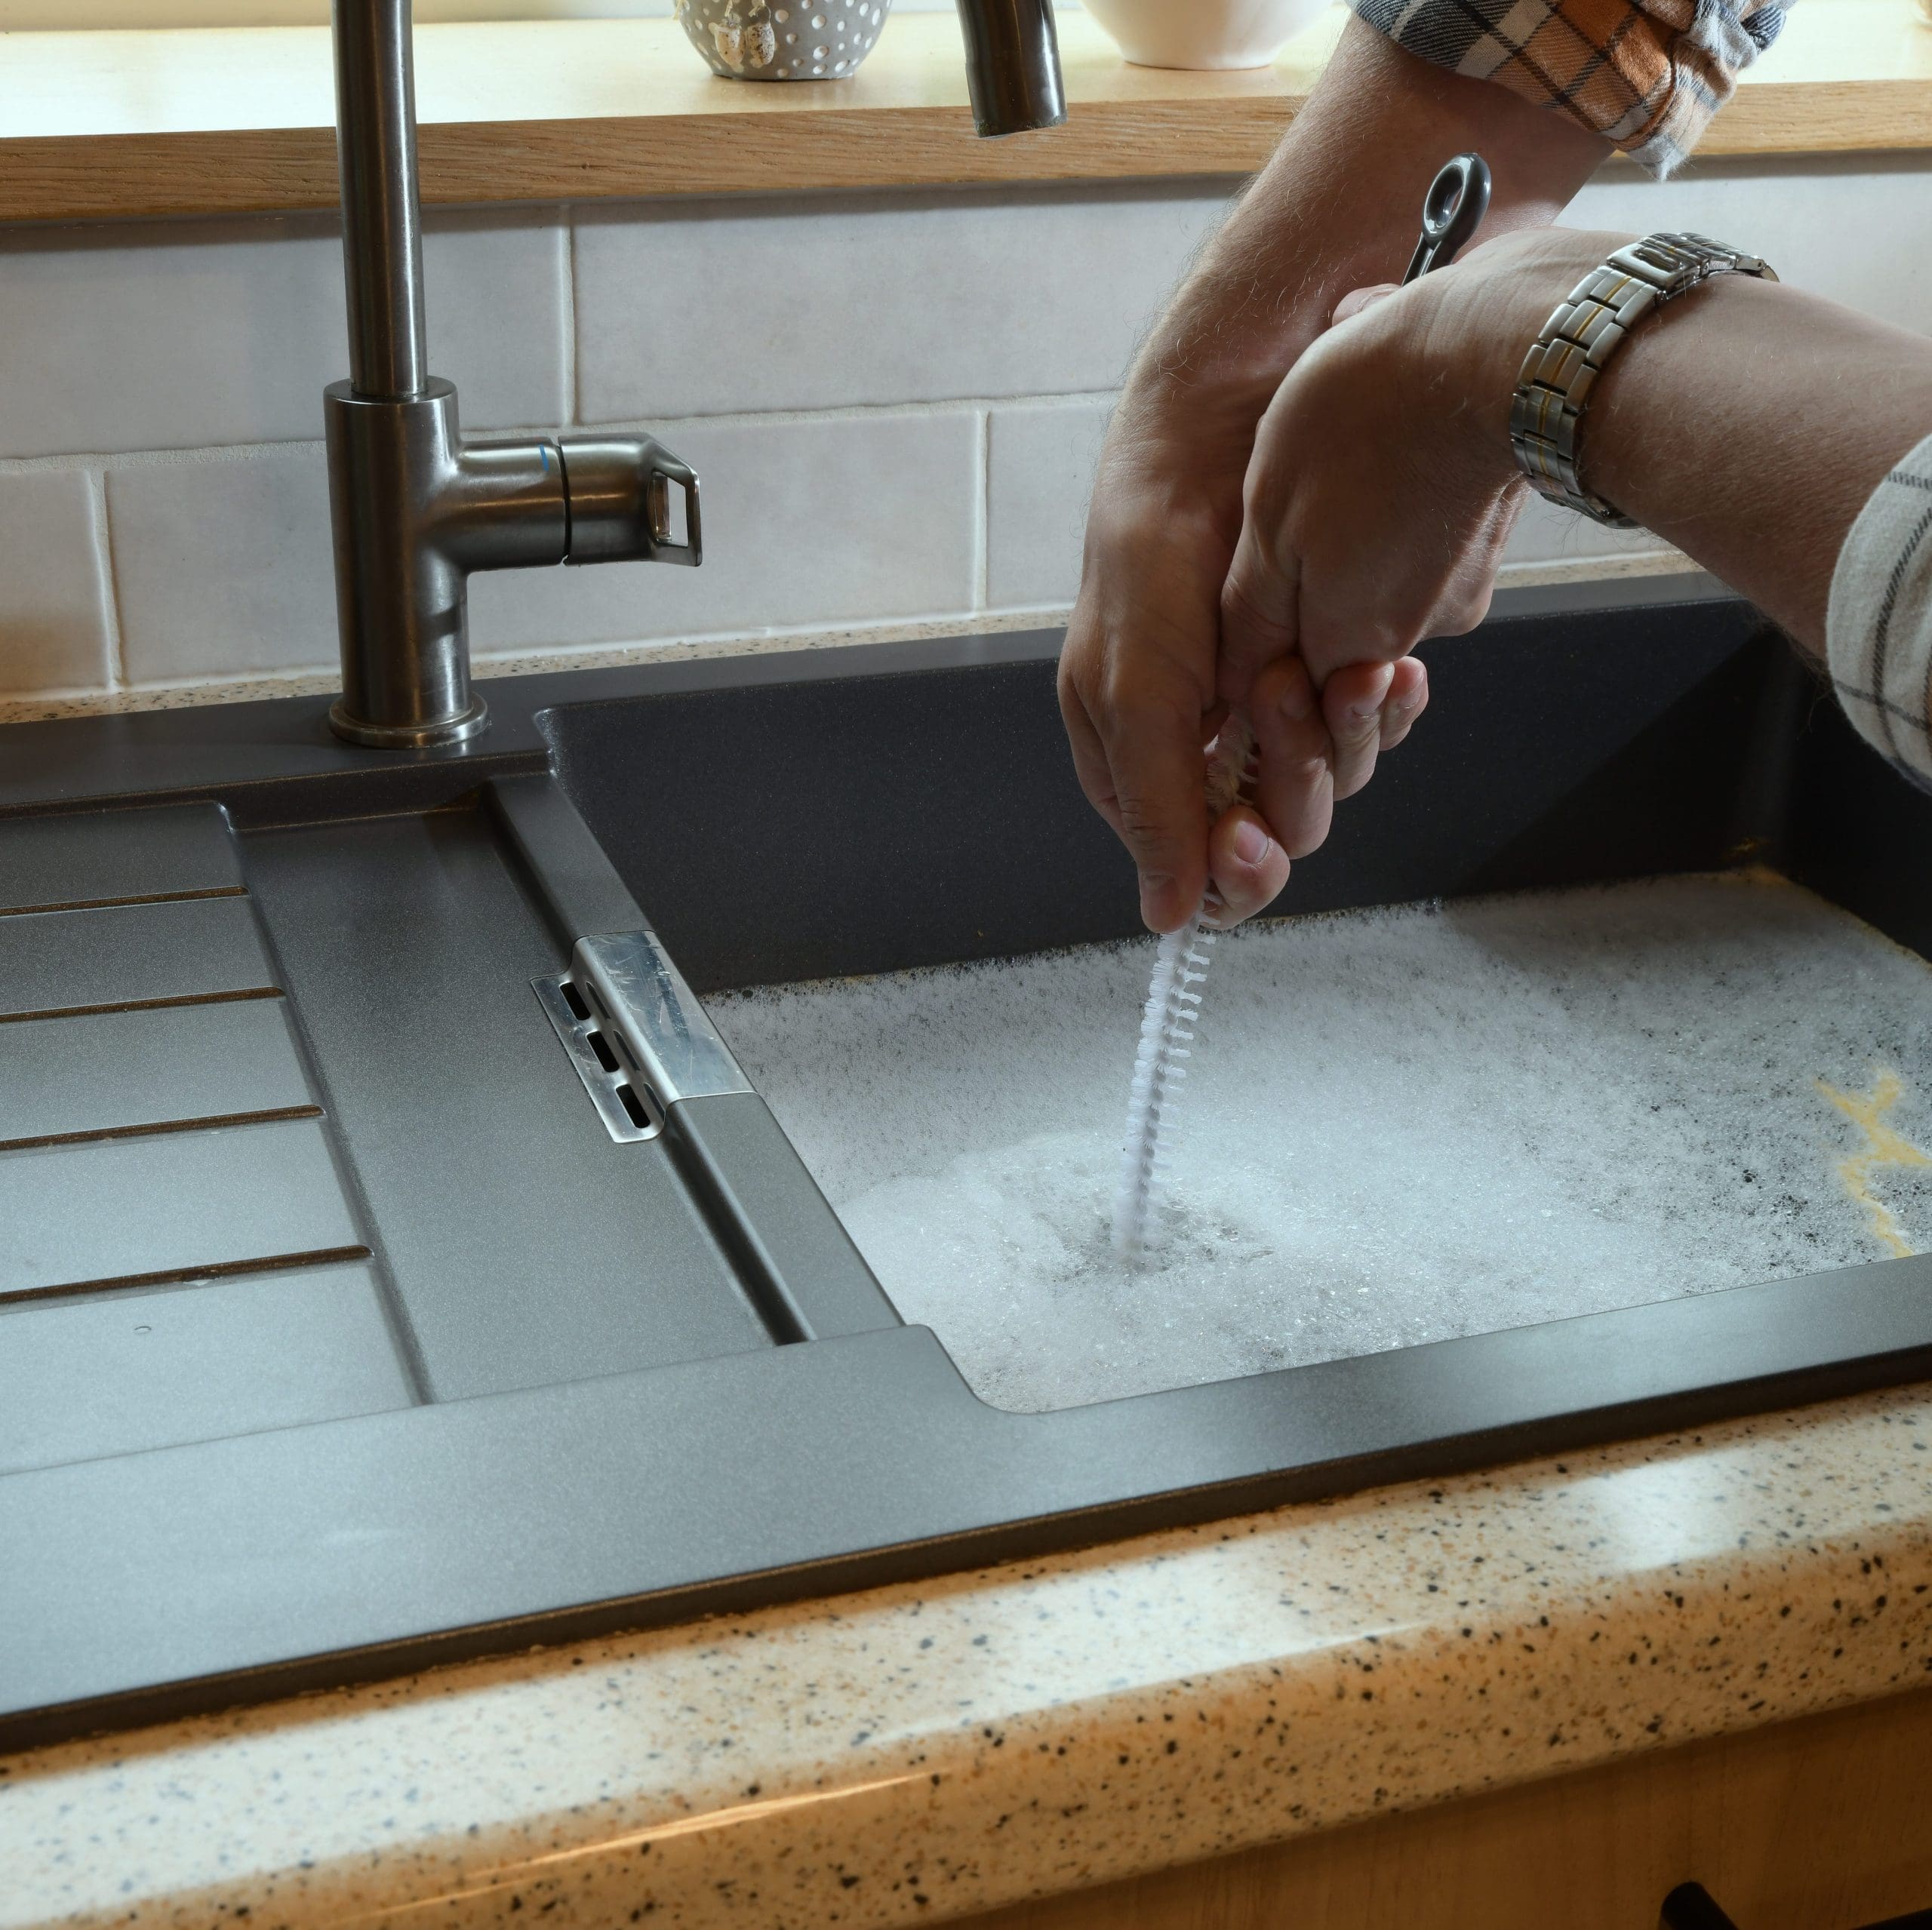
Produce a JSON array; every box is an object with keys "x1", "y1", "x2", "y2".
[{"x1": 1081, "y1": 0, "x2": 1332, "y2": 69}]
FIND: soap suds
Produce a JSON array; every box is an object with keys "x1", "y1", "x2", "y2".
[{"x1": 712, "y1": 874, "x2": 1932, "y2": 1413}]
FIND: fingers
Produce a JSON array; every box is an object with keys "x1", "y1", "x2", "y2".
[
  {"x1": 1378, "y1": 656, "x2": 1429, "y2": 755},
  {"x1": 1205, "y1": 806, "x2": 1290, "y2": 928},
  {"x1": 1059, "y1": 644, "x2": 1214, "y2": 932},
  {"x1": 1057, "y1": 551, "x2": 1224, "y2": 932},
  {"x1": 1322, "y1": 661, "x2": 1397, "y2": 803},
  {"x1": 1243, "y1": 652, "x2": 1430, "y2": 877},
  {"x1": 1248, "y1": 655, "x2": 1337, "y2": 863},
  {"x1": 1319, "y1": 656, "x2": 1426, "y2": 802}
]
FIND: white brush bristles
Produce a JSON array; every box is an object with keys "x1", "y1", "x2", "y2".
[{"x1": 1110, "y1": 718, "x2": 1259, "y2": 1267}]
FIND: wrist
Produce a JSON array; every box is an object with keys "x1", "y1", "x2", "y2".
[{"x1": 1430, "y1": 229, "x2": 1642, "y2": 475}]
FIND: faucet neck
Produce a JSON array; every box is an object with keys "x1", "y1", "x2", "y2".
[
  {"x1": 955, "y1": 0, "x2": 1066, "y2": 139},
  {"x1": 334, "y1": 0, "x2": 429, "y2": 399}
]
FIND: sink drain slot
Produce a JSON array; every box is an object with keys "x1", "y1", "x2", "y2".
[
  {"x1": 533, "y1": 930, "x2": 751, "y2": 1146},
  {"x1": 534, "y1": 971, "x2": 663, "y2": 1142}
]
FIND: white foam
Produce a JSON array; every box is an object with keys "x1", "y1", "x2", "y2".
[{"x1": 710, "y1": 874, "x2": 1932, "y2": 1413}]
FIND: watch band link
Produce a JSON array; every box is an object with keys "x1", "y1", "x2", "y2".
[{"x1": 1509, "y1": 232, "x2": 1777, "y2": 527}]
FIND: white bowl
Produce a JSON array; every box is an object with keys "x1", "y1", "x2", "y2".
[{"x1": 1082, "y1": 0, "x2": 1333, "y2": 69}]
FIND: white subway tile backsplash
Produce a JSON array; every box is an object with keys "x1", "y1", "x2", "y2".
[
  {"x1": 0, "y1": 470, "x2": 112, "y2": 695},
  {"x1": 986, "y1": 396, "x2": 1112, "y2": 610},
  {"x1": 108, "y1": 447, "x2": 336, "y2": 683},
  {"x1": 428, "y1": 209, "x2": 572, "y2": 429},
  {"x1": 1571, "y1": 157, "x2": 1932, "y2": 333},
  {"x1": 571, "y1": 184, "x2": 1231, "y2": 423},
  {"x1": 103, "y1": 410, "x2": 979, "y2": 681},
  {"x1": 0, "y1": 157, "x2": 1922, "y2": 706},
  {"x1": 0, "y1": 209, "x2": 567, "y2": 461},
  {"x1": 472, "y1": 410, "x2": 980, "y2": 650}
]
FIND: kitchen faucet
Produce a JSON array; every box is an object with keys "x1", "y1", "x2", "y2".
[{"x1": 324, "y1": 0, "x2": 1066, "y2": 748}]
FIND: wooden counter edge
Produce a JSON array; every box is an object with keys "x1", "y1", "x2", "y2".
[{"x1": 0, "y1": 72, "x2": 1929, "y2": 224}]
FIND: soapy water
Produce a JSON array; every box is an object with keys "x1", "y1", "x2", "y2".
[{"x1": 709, "y1": 874, "x2": 1932, "y2": 1414}]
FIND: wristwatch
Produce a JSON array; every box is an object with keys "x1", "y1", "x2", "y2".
[{"x1": 1509, "y1": 232, "x2": 1778, "y2": 527}]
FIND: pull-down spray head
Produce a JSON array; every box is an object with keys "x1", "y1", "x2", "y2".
[{"x1": 955, "y1": 0, "x2": 1066, "y2": 137}]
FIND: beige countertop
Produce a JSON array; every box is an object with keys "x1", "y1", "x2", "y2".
[
  {"x1": 0, "y1": 0, "x2": 1928, "y2": 224},
  {"x1": 5, "y1": 1378, "x2": 1932, "y2": 1928}
]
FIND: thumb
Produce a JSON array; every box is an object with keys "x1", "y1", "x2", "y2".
[{"x1": 1331, "y1": 281, "x2": 1400, "y2": 327}]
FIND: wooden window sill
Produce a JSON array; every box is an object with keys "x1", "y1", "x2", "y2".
[{"x1": 2, "y1": 0, "x2": 1929, "y2": 226}]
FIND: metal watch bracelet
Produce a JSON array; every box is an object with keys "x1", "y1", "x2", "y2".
[{"x1": 1509, "y1": 232, "x2": 1778, "y2": 527}]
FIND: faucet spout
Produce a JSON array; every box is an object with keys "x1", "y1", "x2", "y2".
[
  {"x1": 954, "y1": 0, "x2": 1066, "y2": 138},
  {"x1": 325, "y1": 0, "x2": 703, "y2": 749},
  {"x1": 334, "y1": 0, "x2": 426, "y2": 398}
]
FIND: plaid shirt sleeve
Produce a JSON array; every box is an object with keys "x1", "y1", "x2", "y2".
[
  {"x1": 1349, "y1": 0, "x2": 1789, "y2": 174},
  {"x1": 1826, "y1": 432, "x2": 1932, "y2": 794}
]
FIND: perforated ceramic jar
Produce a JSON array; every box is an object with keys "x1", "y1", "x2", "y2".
[{"x1": 676, "y1": 0, "x2": 891, "y2": 80}]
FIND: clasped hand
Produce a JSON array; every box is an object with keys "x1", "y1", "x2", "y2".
[{"x1": 1060, "y1": 229, "x2": 1604, "y2": 933}]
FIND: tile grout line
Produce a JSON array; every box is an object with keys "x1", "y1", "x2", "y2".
[
  {"x1": 561, "y1": 207, "x2": 581, "y2": 431},
  {"x1": 974, "y1": 407, "x2": 991, "y2": 613},
  {"x1": 86, "y1": 466, "x2": 128, "y2": 695},
  {"x1": 0, "y1": 395, "x2": 1125, "y2": 478}
]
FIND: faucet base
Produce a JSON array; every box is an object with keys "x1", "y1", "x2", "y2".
[{"x1": 328, "y1": 693, "x2": 490, "y2": 750}]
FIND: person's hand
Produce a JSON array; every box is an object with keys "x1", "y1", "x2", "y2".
[
  {"x1": 1054, "y1": 22, "x2": 1607, "y2": 936},
  {"x1": 1220, "y1": 227, "x2": 1629, "y2": 856},
  {"x1": 1057, "y1": 419, "x2": 1429, "y2": 937}
]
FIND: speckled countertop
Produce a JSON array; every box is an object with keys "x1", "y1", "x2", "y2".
[
  {"x1": 0, "y1": 613, "x2": 1068, "y2": 727},
  {"x1": 6, "y1": 1381, "x2": 1932, "y2": 1930}
]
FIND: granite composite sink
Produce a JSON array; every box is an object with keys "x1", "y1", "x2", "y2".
[{"x1": 5, "y1": 579, "x2": 1932, "y2": 1752}]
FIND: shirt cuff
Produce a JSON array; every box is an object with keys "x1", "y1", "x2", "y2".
[
  {"x1": 1347, "y1": 0, "x2": 1787, "y2": 177},
  {"x1": 1826, "y1": 431, "x2": 1932, "y2": 793}
]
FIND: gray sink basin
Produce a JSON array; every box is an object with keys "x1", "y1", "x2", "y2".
[{"x1": 5, "y1": 579, "x2": 1932, "y2": 1753}]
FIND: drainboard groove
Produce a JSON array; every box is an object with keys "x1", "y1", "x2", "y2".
[
  {"x1": 0, "y1": 987, "x2": 284, "y2": 1026},
  {"x1": 0, "y1": 886, "x2": 250, "y2": 920},
  {"x1": 0, "y1": 1246, "x2": 374, "y2": 1311},
  {"x1": 0, "y1": 1104, "x2": 325, "y2": 1156}
]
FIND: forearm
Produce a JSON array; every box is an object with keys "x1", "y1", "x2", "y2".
[
  {"x1": 1583, "y1": 280, "x2": 1932, "y2": 651},
  {"x1": 1443, "y1": 240, "x2": 1932, "y2": 652},
  {"x1": 1117, "y1": 16, "x2": 1610, "y2": 479}
]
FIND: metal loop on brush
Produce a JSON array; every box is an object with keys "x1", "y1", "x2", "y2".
[{"x1": 1403, "y1": 152, "x2": 1492, "y2": 285}]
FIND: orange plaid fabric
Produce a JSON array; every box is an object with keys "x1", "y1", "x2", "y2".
[{"x1": 1349, "y1": 0, "x2": 1787, "y2": 173}]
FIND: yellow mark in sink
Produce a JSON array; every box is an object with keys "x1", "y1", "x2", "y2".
[{"x1": 1818, "y1": 1070, "x2": 1930, "y2": 1258}]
